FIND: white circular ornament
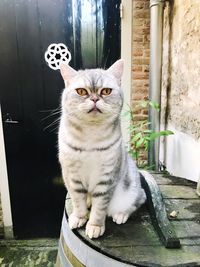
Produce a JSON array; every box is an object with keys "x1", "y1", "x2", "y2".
[{"x1": 44, "y1": 43, "x2": 71, "y2": 70}]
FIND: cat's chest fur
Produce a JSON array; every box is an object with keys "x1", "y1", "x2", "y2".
[
  {"x1": 78, "y1": 152, "x2": 102, "y2": 192},
  {"x1": 59, "y1": 116, "x2": 120, "y2": 193}
]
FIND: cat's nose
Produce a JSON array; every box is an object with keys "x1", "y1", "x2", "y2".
[{"x1": 90, "y1": 95, "x2": 99, "y2": 103}]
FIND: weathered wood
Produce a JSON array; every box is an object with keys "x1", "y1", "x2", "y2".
[
  {"x1": 160, "y1": 185, "x2": 199, "y2": 199},
  {"x1": 66, "y1": 197, "x2": 160, "y2": 248},
  {"x1": 151, "y1": 172, "x2": 197, "y2": 187},
  {"x1": 100, "y1": 245, "x2": 200, "y2": 267},
  {"x1": 165, "y1": 199, "x2": 200, "y2": 220},
  {"x1": 57, "y1": 172, "x2": 200, "y2": 267},
  {"x1": 59, "y1": 200, "x2": 200, "y2": 267},
  {"x1": 171, "y1": 220, "x2": 200, "y2": 245},
  {"x1": 140, "y1": 170, "x2": 181, "y2": 248},
  {"x1": 57, "y1": 214, "x2": 135, "y2": 267}
]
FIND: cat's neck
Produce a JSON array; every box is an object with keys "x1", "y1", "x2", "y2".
[{"x1": 60, "y1": 114, "x2": 121, "y2": 146}]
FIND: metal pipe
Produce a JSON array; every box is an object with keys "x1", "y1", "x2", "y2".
[{"x1": 148, "y1": 0, "x2": 165, "y2": 170}]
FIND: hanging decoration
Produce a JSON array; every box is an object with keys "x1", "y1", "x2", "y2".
[{"x1": 44, "y1": 43, "x2": 71, "y2": 70}]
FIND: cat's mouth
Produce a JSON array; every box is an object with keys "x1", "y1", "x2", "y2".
[{"x1": 88, "y1": 106, "x2": 102, "y2": 113}]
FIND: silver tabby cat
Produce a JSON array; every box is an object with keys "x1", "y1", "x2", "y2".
[{"x1": 58, "y1": 59, "x2": 146, "y2": 239}]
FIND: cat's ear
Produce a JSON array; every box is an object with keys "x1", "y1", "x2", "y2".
[
  {"x1": 60, "y1": 63, "x2": 77, "y2": 86},
  {"x1": 107, "y1": 59, "x2": 124, "y2": 80}
]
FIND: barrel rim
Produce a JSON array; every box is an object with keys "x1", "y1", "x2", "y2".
[{"x1": 62, "y1": 211, "x2": 138, "y2": 267}]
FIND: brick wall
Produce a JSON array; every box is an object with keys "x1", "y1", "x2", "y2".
[{"x1": 131, "y1": 0, "x2": 150, "y2": 166}]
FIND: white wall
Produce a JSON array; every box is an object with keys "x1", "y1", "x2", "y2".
[
  {"x1": 160, "y1": 125, "x2": 200, "y2": 183},
  {"x1": 0, "y1": 106, "x2": 13, "y2": 238},
  {"x1": 161, "y1": 2, "x2": 200, "y2": 184}
]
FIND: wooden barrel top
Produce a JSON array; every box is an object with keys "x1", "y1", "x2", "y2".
[{"x1": 62, "y1": 172, "x2": 200, "y2": 267}]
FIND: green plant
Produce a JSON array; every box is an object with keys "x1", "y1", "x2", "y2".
[{"x1": 124, "y1": 100, "x2": 174, "y2": 168}]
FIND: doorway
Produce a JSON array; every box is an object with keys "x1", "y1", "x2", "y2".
[{"x1": 0, "y1": 0, "x2": 120, "y2": 238}]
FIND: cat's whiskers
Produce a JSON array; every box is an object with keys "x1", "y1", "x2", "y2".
[
  {"x1": 41, "y1": 108, "x2": 61, "y2": 121},
  {"x1": 43, "y1": 117, "x2": 60, "y2": 131},
  {"x1": 49, "y1": 126, "x2": 59, "y2": 133}
]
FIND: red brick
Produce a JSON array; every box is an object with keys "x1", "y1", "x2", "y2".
[
  {"x1": 133, "y1": 10, "x2": 150, "y2": 19},
  {"x1": 132, "y1": 34, "x2": 143, "y2": 42},
  {"x1": 133, "y1": 19, "x2": 144, "y2": 27},
  {"x1": 132, "y1": 100, "x2": 143, "y2": 106},
  {"x1": 143, "y1": 109, "x2": 149, "y2": 115},
  {"x1": 133, "y1": 58, "x2": 149, "y2": 65},
  {"x1": 131, "y1": 0, "x2": 150, "y2": 165},
  {"x1": 132, "y1": 115, "x2": 148, "y2": 121},
  {"x1": 143, "y1": 82, "x2": 149, "y2": 87},
  {"x1": 132, "y1": 109, "x2": 143, "y2": 115},
  {"x1": 133, "y1": 73, "x2": 149, "y2": 80},
  {"x1": 144, "y1": 49, "x2": 150, "y2": 57},
  {"x1": 132, "y1": 65, "x2": 143, "y2": 72},
  {"x1": 132, "y1": 42, "x2": 150, "y2": 49},
  {"x1": 134, "y1": 27, "x2": 150, "y2": 35},
  {"x1": 143, "y1": 65, "x2": 149, "y2": 72},
  {"x1": 144, "y1": 19, "x2": 150, "y2": 27},
  {"x1": 131, "y1": 91, "x2": 148, "y2": 100},
  {"x1": 133, "y1": 48, "x2": 143, "y2": 57},
  {"x1": 132, "y1": 80, "x2": 144, "y2": 86},
  {"x1": 134, "y1": 88, "x2": 148, "y2": 95},
  {"x1": 144, "y1": 34, "x2": 150, "y2": 42},
  {"x1": 133, "y1": 2, "x2": 146, "y2": 10}
]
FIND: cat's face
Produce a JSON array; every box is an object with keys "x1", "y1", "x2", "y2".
[{"x1": 60, "y1": 60, "x2": 124, "y2": 123}]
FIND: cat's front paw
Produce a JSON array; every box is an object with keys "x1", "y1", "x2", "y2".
[
  {"x1": 112, "y1": 213, "x2": 129, "y2": 224},
  {"x1": 68, "y1": 213, "x2": 87, "y2": 229},
  {"x1": 85, "y1": 222, "x2": 105, "y2": 239}
]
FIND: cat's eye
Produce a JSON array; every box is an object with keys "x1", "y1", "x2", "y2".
[
  {"x1": 76, "y1": 88, "x2": 88, "y2": 96},
  {"x1": 101, "y1": 88, "x2": 112, "y2": 96}
]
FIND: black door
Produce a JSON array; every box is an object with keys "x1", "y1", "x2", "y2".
[{"x1": 0, "y1": 0, "x2": 120, "y2": 238}]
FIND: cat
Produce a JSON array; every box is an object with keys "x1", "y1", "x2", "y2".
[{"x1": 58, "y1": 59, "x2": 146, "y2": 239}]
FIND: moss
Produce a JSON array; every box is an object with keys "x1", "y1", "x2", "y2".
[{"x1": 0, "y1": 240, "x2": 57, "y2": 267}]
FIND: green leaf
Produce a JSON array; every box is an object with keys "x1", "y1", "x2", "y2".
[
  {"x1": 140, "y1": 121, "x2": 151, "y2": 127},
  {"x1": 131, "y1": 132, "x2": 142, "y2": 142},
  {"x1": 129, "y1": 123, "x2": 142, "y2": 130},
  {"x1": 149, "y1": 130, "x2": 174, "y2": 141},
  {"x1": 144, "y1": 164, "x2": 156, "y2": 171},
  {"x1": 140, "y1": 100, "x2": 149, "y2": 108},
  {"x1": 149, "y1": 100, "x2": 160, "y2": 111},
  {"x1": 126, "y1": 98, "x2": 174, "y2": 164},
  {"x1": 135, "y1": 138, "x2": 145, "y2": 148},
  {"x1": 160, "y1": 130, "x2": 174, "y2": 136},
  {"x1": 143, "y1": 140, "x2": 149, "y2": 150},
  {"x1": 129, "y1": 149, "x2": 139, "y2": 160},
  {"x1": 134, "y1": 150, "x2": 139, "y2": 160},
  {"x1": 143, "y1": 130, "x2": 153, "y2": 134}
]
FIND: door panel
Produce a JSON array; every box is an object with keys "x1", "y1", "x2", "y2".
[
  {"x1": 0, "y1": 0, "x2": 67, "y2": 238},
  {"x1": 0, "y1": 0, "x2": 120, "y2": 238}
]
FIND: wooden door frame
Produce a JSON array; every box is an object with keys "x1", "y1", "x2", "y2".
[
  {"x1": 121, "y1": 0, "x2": 132, "y2": 144},
  {"x1": 0, "y1": 105, "x2": 13, "y2": 238}
]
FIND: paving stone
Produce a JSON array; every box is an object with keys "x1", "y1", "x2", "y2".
[{"x1": 0, "y1": 239, "x2": 58, "y2": 267}]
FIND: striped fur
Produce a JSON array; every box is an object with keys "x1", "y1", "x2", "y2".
[{"x1": 58, "y1": 60, "x2": 146, "y2": 239}]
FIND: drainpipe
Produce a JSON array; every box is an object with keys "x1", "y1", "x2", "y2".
[{"x1": 148, "y1": 0, "x2": 166, "y2": 170}]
